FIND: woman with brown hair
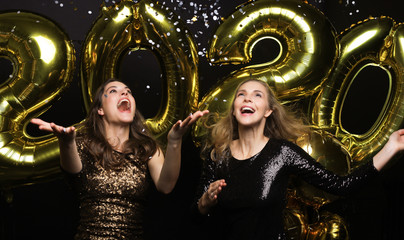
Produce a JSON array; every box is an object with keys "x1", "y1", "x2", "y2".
[
  {"x1": 31, "y1": 78, "x2": 208, "y2": 239},
  {"x1": 194, "y1": 79, "x2": 404, "y2": 239}
]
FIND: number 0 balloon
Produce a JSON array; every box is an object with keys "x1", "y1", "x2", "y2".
[
  {"x1": 81, "y1": 0, "x2": 199, "y2": 142},
  {"x1": 311, "y1": 17, "x2": 404, "y2": 165}
]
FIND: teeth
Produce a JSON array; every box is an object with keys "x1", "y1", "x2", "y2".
[
  {"x1": 117, "y1": 99, "x2": 130, "y2": 110},
  {"x1": 241, "y1": 107, "x2": 254, "y2": 113}
]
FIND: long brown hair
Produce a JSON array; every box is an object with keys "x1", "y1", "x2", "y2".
[
  {"x1": 202, "y1": 79, "x2": 309, "y2": 162},
  {"x1": 82, "y1": 78, "x2": 158, "y2": 170}
]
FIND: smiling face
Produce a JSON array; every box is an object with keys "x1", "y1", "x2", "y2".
[
  {"x1": 97, "y1": 81, "x2": 136, "y2": 126},
  {"x1": 232, "y1": 80, "x2": 273, "y2": 129}
]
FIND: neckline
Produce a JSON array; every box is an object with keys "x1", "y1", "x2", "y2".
[{"x1": 231, "y1": 138, "x2": 271, "y2": 161}]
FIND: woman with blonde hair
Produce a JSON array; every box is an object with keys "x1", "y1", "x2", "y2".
[{"x1": 193, "y1": 79, "x2": 404, "y2": 240}]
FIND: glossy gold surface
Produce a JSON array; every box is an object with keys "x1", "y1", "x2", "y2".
[
  {"x1": 311, "y1": 17, "x2": 404, "y2": 165},
  {"x1": 80, "y1": 0, "x2": 199, "y2": 142},
  {"x1": 0, "y1": 11, "x2": 75, "y2": 188},
  {"x1": 193, "y1": 0, "x2": 338, "y2": 144}
]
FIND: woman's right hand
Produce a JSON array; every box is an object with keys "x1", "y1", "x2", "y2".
[
  {"x1": 31, "y1": 118, "x2": 82, "y2": 173},
  {"x1": 198, "y1": 179, "x2": 227, "y2": 215},
  {"x1": 30, "y1": 118, "x2": 76, "y2": 141}
]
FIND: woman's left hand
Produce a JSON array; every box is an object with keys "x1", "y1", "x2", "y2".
[
  {"x1": 373, "y1": 129, "x2": 404, "y2": 170},
  {"x1": 167, "y1": 110, "x2": 209, "y2": 142},
  {"x1": 388, "y1": 129, "x2": 404, "y2": 153},
  {"x1": 150, "y1": 110, "x2": 209, "y2": 194}
]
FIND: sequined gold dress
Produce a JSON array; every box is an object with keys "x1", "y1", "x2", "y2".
[{"x1": 65, "y1": 138, "x2": 151, "y2": 240}]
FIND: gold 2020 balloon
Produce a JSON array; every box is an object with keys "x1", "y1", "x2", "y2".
[
  {"x1": 193, "y1": 0, "x2": 338, "y2": 144},
  {"x1": 0, "y1": 11, "x2": 75, "y2": 189},
  {"x1": 81, "y1": 0, "x2": 199, "y2": 143},
  {"x1": 311, "y1": 17, "x2": 404, "y2": 165}
]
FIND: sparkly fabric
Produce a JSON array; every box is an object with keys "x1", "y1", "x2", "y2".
[
  {"x1": 193, "y1": 138, "x2": 379, "y2": 240},
  {"x1": 65, "y1": 138, "x2": 151, "y2": 240}
]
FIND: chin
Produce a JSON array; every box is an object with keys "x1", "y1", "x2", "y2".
[{"x1": 119, "y1": 117, "x2": 134, "y2": 124}]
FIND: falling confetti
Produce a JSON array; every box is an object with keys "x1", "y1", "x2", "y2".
[{"x1": 43, "y1": 0, "x2": 371, "y2": 59}]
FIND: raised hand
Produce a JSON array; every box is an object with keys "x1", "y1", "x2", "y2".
[
  {"x1": 373, "y1": 129, "x2": 404, "y2": 170},
  {"x1": 148, "y1": 110, "x2": 209, "y2": 193},
  {"x1": 30, "y1": 118, "x2": 76, "y2": 140},
  {"x1": 167, "y1": 110, "x2": 209, "y2": 142},
  {"x1": 388, "y1": 129, "x2": 404, "y2": 152}
]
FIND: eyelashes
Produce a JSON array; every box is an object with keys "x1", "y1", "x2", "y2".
[{"x1": 107, "y1": 89, "x2": 132, "y2": 95}]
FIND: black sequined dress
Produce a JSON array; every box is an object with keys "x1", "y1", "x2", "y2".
[
  {"x1": 65, "y1": 138, "x2": 151, "y2": 240},
  {"x1": 193, "y1": 138, "x2": 378, "y2": 240}
]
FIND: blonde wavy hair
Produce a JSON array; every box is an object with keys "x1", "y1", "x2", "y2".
[{"x1": 202, "y1": 79, "x2": 309, "y2": 162}]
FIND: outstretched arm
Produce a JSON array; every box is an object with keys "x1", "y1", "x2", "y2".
[
  {"x1": 30, "y1": 118, "x2": 81, "y2": 173},
  {"x1": 148, "y1": 110, "x2": 209, "y2": 194},
  {"x1": 373, "y1": 129, "x2": 404, "y2": 171}
]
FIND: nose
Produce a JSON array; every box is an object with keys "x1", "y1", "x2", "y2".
[
  {"x1": 121, "y1": 90, "x2": 128, "y2": 95},
  {"x1": 243, "y1": 95, "x2": 252, "y2": 102}
]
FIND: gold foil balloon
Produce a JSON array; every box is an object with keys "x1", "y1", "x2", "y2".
[
  {"x1": 306, "y1": 211, "x2": 349, "y2": 240},
  {"x1": 80, "y1": 0, "x2": 199, "y2": 143},
  {"x1": 193, "y1": 0, "x2": 338, "y2": 144},
  {"x1": 284, "y1": 207, "x2": 308, "y2": 239},
  {"x1": 207, "y1": 0, "x2": 338, "y2": 99},
  {"x1": 0, "y1": 11, "x2": 75, "y2": 189},
  {"x1": 292, "y1": 130, "x2": 351, "y2": 209},
  {"x1": 284, "y1": 192, "x2": 309, "y2": 239},
  {"x1": 311, "y1": 17, "x2": 404, "y2": 165}
]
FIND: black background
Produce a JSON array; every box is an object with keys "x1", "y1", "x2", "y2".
[{"x1": 0, "y1": 0, "x2": 404, "y2": 239}]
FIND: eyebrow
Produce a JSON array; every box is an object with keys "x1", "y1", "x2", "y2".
[
  {"x1": 237, "y1": 89, "x2": 264, "y2": 94},
  {"x1": 105, "y1": 86, "x2": 130, "y2": 92}
]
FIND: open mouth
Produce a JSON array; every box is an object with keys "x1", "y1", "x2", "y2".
[
  {"x1": 117, "y1": 99, "x2": 131, "y2": 111},
  {"x1": 241, "y1": 106, "x2": 255, "y2": 114}
]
